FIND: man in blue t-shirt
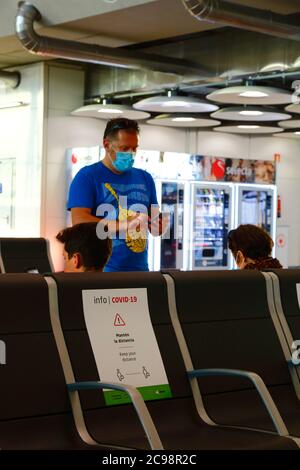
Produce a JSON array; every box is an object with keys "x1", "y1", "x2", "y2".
[{"x1": 67, "y1": 117, "x2": 168, "y2": 272}]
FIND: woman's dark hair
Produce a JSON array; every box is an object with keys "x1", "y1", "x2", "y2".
[
  {"x1": 227, "y1": 224, "x2": 274, "y2": 260},
  {"x1": 103, "y1": 118, "x2": 140, "y2": 140},
  {"x1": 56, "y1": 222, "x2": 112, "y2": 270}
]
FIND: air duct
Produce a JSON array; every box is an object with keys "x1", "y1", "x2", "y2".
[
  {"x1": 181, "y1": 0, "x2": 300, "y2": 41},
  {"x1": 0, "y1": 70, "x2": 20, "y2": 88},
  {"x1": 15, "y1": 2, "x2": 211, "y2": 77}
]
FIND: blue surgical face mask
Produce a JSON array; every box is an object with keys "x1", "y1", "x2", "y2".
[{"x1": 111, "y1": 151, "x2": 135, "y2": 172}]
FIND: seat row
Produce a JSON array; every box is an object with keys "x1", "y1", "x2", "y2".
[
  {"x1": 0, "y1": 268, "x2": 299, "y2": 449},
  {"x1": 0, "y1": 238, "x2": 53, "y2": 273}
]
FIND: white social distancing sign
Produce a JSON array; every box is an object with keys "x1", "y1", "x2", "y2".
[{"x1": 82, "y1": 288, "x2": 172, "y2": 405}]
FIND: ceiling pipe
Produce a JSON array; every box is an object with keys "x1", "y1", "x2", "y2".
[
  {"x1": 181, "y1": 0, "x2": 300, "y2": 41},
  {"x1": 0, "y1": 70, "x2": 21, "y2": 88},
  {"x1": 15, "y1": 1, "x2": 212, "y2": 77}
]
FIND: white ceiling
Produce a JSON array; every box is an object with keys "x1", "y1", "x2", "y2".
[
  {"x1": 0, "y1": 0, "x2": 216, "y2": 68},
  {"x1": 0, "y1": 0, "x2": 299, "y2": 69},
  {"x1": 0, "y1": 0, "x2": 158, "y2": 37}
]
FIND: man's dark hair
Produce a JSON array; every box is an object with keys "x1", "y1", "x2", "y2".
[
  {"x1": 56, "y1": 222, "x2": 112, "y2": 270},
  {"x1": 227, "y1": 224, "x2": 274, "y2": 260},
  {"x1": 103, "y1": 117, "x2": 140, "y2": 140}
]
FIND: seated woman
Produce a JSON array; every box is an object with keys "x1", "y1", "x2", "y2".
[{"x1": 228, "y1": 224, "x2": 282, "y2": 270}]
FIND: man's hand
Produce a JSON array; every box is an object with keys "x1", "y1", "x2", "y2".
[{"x1": 118, "y1": 212, "x2": 149, "y2": 239}]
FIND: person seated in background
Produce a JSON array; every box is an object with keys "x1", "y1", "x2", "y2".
[
  {"x1": 228, "y1": 224, "x2": 282, "y2": 270},
  {"x1": 56, "y1": 222, "x2": 112, "y2": 272}
]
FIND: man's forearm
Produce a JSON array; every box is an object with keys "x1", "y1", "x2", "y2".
[
  {"x1": 71, "y1": 210, "x2": 120, "y2": 234},
  {"x1": 72, "y1": 212, "x2": 100, "y2": 224}
]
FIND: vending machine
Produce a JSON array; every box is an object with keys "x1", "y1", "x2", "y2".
[
  {"x1": 149, "y1": 180, "x2": 187, "y2": 271},
  {"x1": 149, "y1": 181, "x2": 235, "y2": 271},
  {"x1": 189, "y1": 182, "x2": 234, "y2": 270}
]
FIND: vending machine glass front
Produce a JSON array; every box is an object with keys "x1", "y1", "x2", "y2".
[
  {"x1": 240, "y1": 189, "x2": 272, "y2": 234},
  {"x1": 192, "y1": 186, "x2": 230, "y2": 268},
  {"x1": 160, "y1": 182, "x2": 184, "y2": 269}
]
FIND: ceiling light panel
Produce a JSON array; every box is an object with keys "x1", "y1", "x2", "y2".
[
  {"x1": 274, "y1": 131, "x2": 300, "y2": 139},
  {"x1": 207, "y1": 86, "x2": 293, "y2": 105},
  {"x1": 285, "y1": 103, "x2": 300, "y2": 114},
  {"x1": 147, "y1": 114, "x2": 220, "y2": 127},
  {"x1": 278, "y1": 119, "x2": 300, "y2": 129},
  {"x1": 214, "y1": 125, "x2": 284, "y2": 134},
  {"x1": 133, "y1": 96, "x2": 219, "y2": 113},
  {"x1": 211, "y1": 106, "x2": 291, "y2": 122},
  {"x1": 71, "y1": 104, "x2": 150, "y2": 120}
]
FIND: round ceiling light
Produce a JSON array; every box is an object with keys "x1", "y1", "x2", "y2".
[
  {"x1": 273, "y1": 130, "x2": 300, "y2": 139},
  {"x1": 71, "y1": 104, "x2": 150, "y2": 120},
  {"x1": 98, "y1": 108, "x2": 123, "y2": 114},
  {"x1": 211, "y1": 106, "x2": 291, "y2": 122},
  {"x1": 162, "y1": 101, "x2": 190, "y2": 108},
  {"x1": 207, "y1": 86, "x2": 293, "y2": 105},
  {"x1": 238, "y1": 125, "x2": 260, "y2": 129},
  {"x1": 133, "y1": 95, "x2": 219, "y2": 113},
  {"x1": 147, "y1": 114, "x2": 220, "y2": 128},
  {"x1": 278, "y1": 119, "x2": 300, "y2": 129},
  {"x1": 214, "y1": 124, "x2": 284, "y2": 134},
  {"x1": 172, "y1": 117, "x2": 196, "y2": 122},
  {"x1": 240, "y1": 91, "x2": 268, "y2": 98},
  {"x1": 240, "y1": 110, "x2": 263, "y2": 116},
  {"x1": 285, "y1": 103, "x2": 300, "y2": 114}
]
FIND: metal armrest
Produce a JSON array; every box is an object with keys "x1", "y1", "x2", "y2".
[
  {"x1": 68, "y1": 381, "x2": 163, "y2": 450},
  {"x1": 187, "y1": 368, "x2": 289, "y2": 437},
  {"x1": 287, "y1": 358, "x2": 300, "y2": 368}
]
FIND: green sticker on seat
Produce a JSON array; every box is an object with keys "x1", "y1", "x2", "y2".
[{"x1": 104, "y1": 384, "x2": 172, "y2": 406}]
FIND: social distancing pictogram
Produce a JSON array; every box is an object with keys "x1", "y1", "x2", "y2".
[{"x1": 114, "y1": 313, "x2": 126, "y2": 326}]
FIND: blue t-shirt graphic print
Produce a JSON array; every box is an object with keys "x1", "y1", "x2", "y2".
[{"x1": 67, "y1": 162, "x2": 158, "y2": 272}]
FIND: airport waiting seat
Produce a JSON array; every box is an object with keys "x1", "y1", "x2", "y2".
[
  {"x1": 267, "y1": 268, "x2": 300, "y2": 347},
  {"x1": 164, "y1": 269, "x2": 300, "y2": 441},
  {"x1": 0, "y1": 238, "x2": 53, "y2": 274},
  {"x1": 0, "y1": 274, "x2": 96, "y2": 449},
  {"x1": 46, "y1": 271, "x2": 297, "y2": 450},
  {"x1": 265, "y1": 269, "x2": 300, "y2": 399}
]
